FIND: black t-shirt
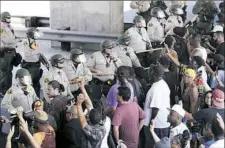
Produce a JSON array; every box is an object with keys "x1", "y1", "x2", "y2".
[
  {"x1": 193, "y1": 108, "x2": 225, "y2": 124},
  {"x1": 163, "y1": 71, "x2": 179, "y2": 106},
  {"x1": 215, "y1": 42, "x2": 225, "y2": 57},
  {"x1": 173, "y1": 35, "x2": 189, "y2": 65}
]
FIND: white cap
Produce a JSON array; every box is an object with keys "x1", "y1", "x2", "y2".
[
  {"x1": 211, "y1": 25, "x2": 224, "y2": 32},
  {"x1": 168, "y1": 104, "x2": 185, "y2": 117}
]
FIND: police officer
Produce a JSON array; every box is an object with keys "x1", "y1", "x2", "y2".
[
  {"x1": 87, "y1": 40, "x2": 122, "y2": 98},
  {"x1": 130, "y1": 1, "x2": 151, "y2": 24},
  {"x1": 165, "y1": 1, "x2": 187, "y2": 22},
  {"x1": 165, "y1": 4, "x2": 184, "y2": 35},
  {"x1": 21, "y1": 28, "x2": 48, "y2": 97},
  {"x1": 0, "y1": 12, "x2": 22, "y2": 95},
  {"x1": 147, "y1": 7, "x2": 166, "y2": 48},
  {"x1": 192, "y1": 0, "x2": 218, "y2": 35},
  {"x1": 1, "y1": 68, "x2": 38, "y2": 114},
  {"x1": 126, "y1": 15, "x2": 152, "y2": 67},
  {"x1": 114, "y1": 34, "x2": 141, "y2": 67},
  {"x1": 42, "y1": 54, "x2": 73, "y2": 103},
  {"x1": 62, "y1": 49, "x2": 92, "y2": 98}
]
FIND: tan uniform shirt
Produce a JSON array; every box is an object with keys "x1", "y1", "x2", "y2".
[
  {"x1": 1, "y1": 85, "x2": 38, "y2": 113},
  {"x1": 42, "y1": 67, "x2": 73, "y2": 103},
  {"x1": 147, "y1": 17, "x2": 165, "y2": 42},
  {"x1": 126, "y1": 26, "x2": 151, "y2": 53},
  {"x1": 62, "y1": 60, "x2": 92, "y2": 92},
  {"x1": 0, "y1": 22, "x2": 17, "y2": 49},
  {"x1": 165, "y1": 15, "x2": 184, "y2": 35},
  {"x1": 23, "y1": 39, "x2": 40, "y2": 62},
  {"x1": 114, "y1": 44, "x2": 141, "y2": 67},
  {"x1": 87, "y1": 51, "x2": 122, "y2": 82},
  {"x1": 130, "y1": 1, "x2": 151, "y2": 13}
]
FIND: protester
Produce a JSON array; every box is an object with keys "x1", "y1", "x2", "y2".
[{"x1": 112, "y1": 86, "x2": 145, "y2": 148}]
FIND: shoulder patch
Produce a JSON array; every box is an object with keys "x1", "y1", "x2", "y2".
[
  {"x1": 148, "y1": 23, "x2": 153, "y2": 27},
  {"x1": 168, "y1": 20, "x2": 172, "y2": 23},
  {"x1": 0, "y1": 29, "x2": 3, "y2": 33},
  {"x1": 7, "y1": 89, "x2": 12, "y2": 94},
  {"x1": 23, "y1": 41, "x2": 28, "y2": 46},
  {"x1": 44, "y1": 78, "x2": 50, "y2": 83}
]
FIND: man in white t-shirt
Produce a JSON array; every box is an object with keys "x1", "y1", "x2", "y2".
[
  {"x1": 144, "y1": 65, "x2": 171, "y2": 139},
  {"x1": 167, "y1": 105, "x2": 189, "y2": 140}
]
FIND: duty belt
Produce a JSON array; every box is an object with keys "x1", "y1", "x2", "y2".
[
  {"x1": 2, "y1": 47, "x2": 15, "y2": 53},
  {"x1": 92, "y1": 78, "x2": 113, "y2": 86}
]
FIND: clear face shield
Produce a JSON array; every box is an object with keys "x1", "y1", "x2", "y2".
[
  {"x1": 33, "y1": 31, "x2": 44, "y2": 40},
  {"x1": 72, "y1": 54, "x2": 87, "y2": 64},
  {"x1": 175, "y1": 8, "x2": 184, "y2": 15},
  {"x1": 157, "y1": 11, "x2": 166, "y2": 19},
  {"x1": 5, "y1": 16, "x2": 11, "y2": 23},
  {"x1": 16, "y1": 76, "x2": 32, "y2": 86},
  {"x1": 56, "y1": 58, "x2": 65, "y2": 69}
]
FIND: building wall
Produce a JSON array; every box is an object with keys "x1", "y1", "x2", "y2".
[{"x1": 50, "y1": 1, "x2": 123, "y2": 33}]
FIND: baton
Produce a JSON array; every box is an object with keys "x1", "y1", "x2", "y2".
[{"x1": 135, "y1": 48, "x2": 164, "y2": 54}]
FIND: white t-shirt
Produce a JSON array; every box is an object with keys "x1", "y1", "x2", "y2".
[
  {"x1": 169, "y1": 123, "x2": 189, "y2": 140},
  {"x1": 101, "y1": 116, "x2": 111, "y2": 148},
  {"x1": 144, "y1": 79, "x2": 171, "y2": 128},
  {"x1": 198, "y1": 66, "x2": 208, "y2": 83},
  {"x1": 209, "y1": 139, "x2": 224, "y2": 148}
]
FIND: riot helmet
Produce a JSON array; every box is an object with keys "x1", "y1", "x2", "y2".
[
  {"x1": 50, "y1": 54, "x2": 65, "y2": 69},
  {"x1": 170, "y1": 4, "x2": 184, "y2": 15},
  {"x1": 133, "y1": 15, "x2": 146, "y2": 28},
  {"x1": 15, "y1": 68, "x2": 32, "y2": 86},
  {"x1": 1, "y1": 11, "x2": 11, "y2": 23},
  {"x1": 118, "y1": 34, "x2": 131, "y2": 46},
  {"x1": 70, "y1": 48, "x2": 86, "y2": 64},
  {"x1": 26, "y1": 27, "x2": 43, "y2": 39},
  {"x1": 151, "y1": 7, "x2": 166, "y2": 19}
]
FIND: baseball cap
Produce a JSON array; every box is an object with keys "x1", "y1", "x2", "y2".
[
  {"x1": 34, "y1": 110, "x2": 49, "y2": 124},
  {"x1": 168, "y1": 104, "x2": 185, "y2": 118},
  {"x1": 211, "y1": 25, "x2": 223, "y2": 32},
  {"x1": 155, "y1": 137, "x2": 171, "y2": 148},
  {"x1": 212, "y1": 89, "x2": 224, "y2": 108}
]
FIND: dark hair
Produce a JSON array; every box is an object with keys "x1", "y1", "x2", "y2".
[
  {"x1": 159, "y1": 55, "x2": 171, "y2": 69},
  {"x1": 192, "y1": 56, "x2": 205, "y2": 67},
  {"x1": 173, "y1": 27, "x2": 187, "y2": 37},
  {"x1": 211, "y1": 117, "x2": 224, "y2": 139},
  {"x1": 164, "y1": 35, "x2": 175, "y2": 48},
  {"x1": 92, "y1": 100, "x2": 106, "y2": 120},
  {"x1": 48, "y1": 80, "x2": 65, "y2": 92},
  {"x1": 117, "y1": 66, "x2": 131, "y2": 86},
  {"x1": 202, "y1": 90, "x2": 213, "y2": 109},
  {"x1": 89, "y1": 109, "x2": 102, "y2": 125},
  {"x1": 152, "y1": 65, "x2": 165, "y2": 78},
  {"x1": 118, "y1": 86, "x2": 131, "y2": 102},
  {"x1": 172, "y1": 130, "x2": 191, "y2": 148}
]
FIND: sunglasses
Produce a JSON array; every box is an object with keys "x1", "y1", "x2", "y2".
[{"x1": 6, "y1": 17, "x2": 11, "y2": 19}]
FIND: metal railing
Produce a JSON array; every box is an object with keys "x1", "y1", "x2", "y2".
[{"x1": 14, "y1": 27, "x2": 121, "y2": 43}]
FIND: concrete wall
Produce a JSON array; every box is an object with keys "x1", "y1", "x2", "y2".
[{"x1": 50, "y1": 1, "x2": 123, "y2": 50}]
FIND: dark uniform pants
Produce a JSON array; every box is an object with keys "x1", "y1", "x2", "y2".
[
  {"x1": 21, "y1": 60, "x2": 42, "y2": 97},
  {"x1": 0, "y1": 49, "x2": 15, "y2": 94}
]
